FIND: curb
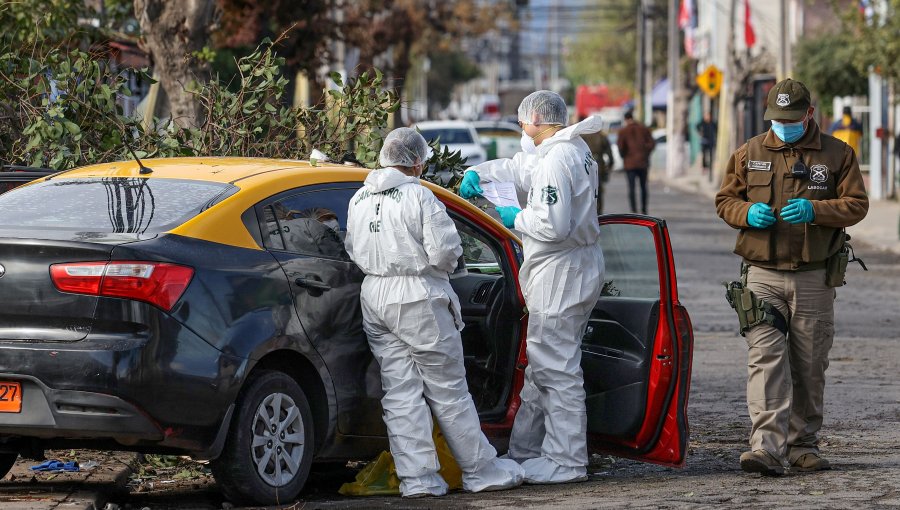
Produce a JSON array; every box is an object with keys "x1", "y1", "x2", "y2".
[
  {"x1": 1, "y1": 452, "x2": 138, "y2": 510},
  {"x1": 77, "y1": 453, "x2": 139, "y2": 510}
]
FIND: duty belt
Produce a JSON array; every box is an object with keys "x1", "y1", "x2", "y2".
[{"x1": 724, "y1": 263, "x2": 789, "y2": 337}]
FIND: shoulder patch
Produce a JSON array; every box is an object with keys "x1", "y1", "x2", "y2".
[
  {"x1": 541, "y1": 186, "x2": 559, "y2": 205},
  {"x1": 748, "y1": 160, "x2": 772, "y2": 171}
]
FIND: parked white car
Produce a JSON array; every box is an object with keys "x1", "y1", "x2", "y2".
[
  {"x1": 414, "y1": 120, "x2": 487, "y2": 168},
  {"x1": 472, "y1": 120, "x2": 522, "y2": 160}
]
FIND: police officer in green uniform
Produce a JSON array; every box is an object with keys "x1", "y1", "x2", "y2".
[{"x1": 715, "y1": 79, "x2": 869, "y2": 475}]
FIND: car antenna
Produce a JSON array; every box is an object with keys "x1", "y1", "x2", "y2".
[{"x1": 122, "y1": 136, "x2": 153, "y2": 175}]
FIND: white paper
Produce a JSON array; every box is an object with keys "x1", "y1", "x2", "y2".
[{"x1": 480, "y1": 181, "x2": 521, "y2": 209}]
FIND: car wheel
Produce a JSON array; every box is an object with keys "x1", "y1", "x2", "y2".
[
  {"x1": 211, "y1": 370, "x2": 314, "y2": 506},
  {"x1": 0, "y1": 453, "x2": 17, "y2": 479}
]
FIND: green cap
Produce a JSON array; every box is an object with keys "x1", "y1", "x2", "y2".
[{"x1": 764, "y1": 78, "x2": 811, "y2": 121}]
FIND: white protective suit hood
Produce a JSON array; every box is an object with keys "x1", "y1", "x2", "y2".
[
  {"x1": 537, "y1": 115, "x2": 604, "y2": 154},
  {"x1": 363, "y1": 166, "x2": 419, "y2": 193}
]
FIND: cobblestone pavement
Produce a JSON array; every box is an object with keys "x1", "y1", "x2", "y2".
[{"x1": 6, "y1": 174, "x2": 900, "y2": 509}]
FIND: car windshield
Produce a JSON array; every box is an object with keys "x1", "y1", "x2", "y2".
[
  {"x1": 419, "y1": 128, "x2": 474, "y2": 144},
  {"x1": 0, "y1": 177, "x2": 236, "y2": 234}
]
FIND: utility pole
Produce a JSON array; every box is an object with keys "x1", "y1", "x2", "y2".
[
  {"x1": 666, "y1": 0, "x2": 684, "y2": 178},
  {"x1": 644, "y1": 2, "x2": 654, "y2": 126},
  {"x1": 778, "y1": 0, "x2": 787, "y2": 80},
  {"x1": 550, "y1": 0, "x2": 558, "y2": 90},
  {"x1": 713, "y1": 0, "x2": 739, "y2": 184},
  {"x1": 637, "y1": 0, "x2": 654, "y2": 126},
  {"x1": 636, "y1": 3, "x2": 645, "y2": 121}
]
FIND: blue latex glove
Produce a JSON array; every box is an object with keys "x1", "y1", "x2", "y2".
[
  {"x1": 495, "y1": 206, "x2": 522, "y2": 229},
  {"x1": 459, "y1": 170, "x2": 483, "y2": 199},
  {"x1": 747, "y1": 202, "x2": 776, "y2": 228},
  {"x1": 780, "y1": 198, "x2": 815, "y2": 224},
  {"x1": 31, "y1": 460, "x2": 79, "y2": 472}
]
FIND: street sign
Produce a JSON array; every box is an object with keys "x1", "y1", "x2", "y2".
[{"x1": 696, "y1": 65, "x2": 722, "y2": 98}]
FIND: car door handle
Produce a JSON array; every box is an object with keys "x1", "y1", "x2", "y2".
[{"x1": 294, "y1": 277, "x2": 331, "y2": 291}]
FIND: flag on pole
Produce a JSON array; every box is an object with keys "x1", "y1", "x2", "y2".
[
  {"x1": 679, "y1": 0, "x2": 697, "y2": 58},
  {"x1": 744, "y1": 0, "x2": 756, "y2": 48},
  {"x1": 678, "y1": 0, "x2": 693, "y2": 29}
]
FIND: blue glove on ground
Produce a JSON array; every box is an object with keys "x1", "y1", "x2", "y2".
[
  {"x1": 780, "y1": 198, "x2": 815, "y2": 224},
  {"x1": 459, "y1": 170, "x2": 483, "y2": 199},
  {"x1": 747, "y1": 202, "x2": 776, "y2": 228},
  {"x1": 496, "y1": 206, "x2": 522, "y2": 229},
  {"x1": 31, "y1": 460, "x2": 80, "y2": 472}
]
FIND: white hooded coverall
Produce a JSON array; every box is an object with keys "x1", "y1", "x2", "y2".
[
  {"x1": 345, "y1": 167, "x2": 523, "y2": 496},
  {"x1": 471, "y1": 116, "x2": 606, "y2": 483}
]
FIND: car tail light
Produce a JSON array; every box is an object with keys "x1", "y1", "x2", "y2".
[{"x1": 50, "y1": 261, "x2": 194, "y2": 311}]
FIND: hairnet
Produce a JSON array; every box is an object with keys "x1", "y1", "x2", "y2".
[
  {"x1": 379, "y1": 128, "x2": 429, "y2": 168},
  {"x1": 518, "y1": 90, "x2": 568, "y2": 126}
]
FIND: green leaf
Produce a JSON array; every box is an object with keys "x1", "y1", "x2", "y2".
[{"x1": 62, "y1": 121, "x2": 80, "y2": 135}]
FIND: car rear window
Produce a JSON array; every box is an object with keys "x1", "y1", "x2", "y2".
[
  {"x1": 0, "y1": 177, "x2": 237, "y2": 233},
  {"x1": 419, "y1": 128, "x2": 475, "y2": 144}
]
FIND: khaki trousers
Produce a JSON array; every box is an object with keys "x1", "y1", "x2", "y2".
[{"x1": 744, "y1": 266, "x2": 835, "y2": 462}]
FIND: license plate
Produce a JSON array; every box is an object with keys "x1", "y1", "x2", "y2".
[{"x1": 0, "y1": 381, "x2": 22, "y2": 413}]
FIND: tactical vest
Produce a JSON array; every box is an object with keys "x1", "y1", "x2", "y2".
[{"x1": 736, "y1": 135, "x2": 844, "y2": 269}]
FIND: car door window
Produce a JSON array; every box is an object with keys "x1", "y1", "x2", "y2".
[
  {"x1": 263, "y1": 188, "x2": 355, "y2": 261},
  {"x1": 599, "y1": 223, "x2": 660, "y2": 299},
  {"x1": 456, "y1": 221, "x2": 502, "y2": 275}
]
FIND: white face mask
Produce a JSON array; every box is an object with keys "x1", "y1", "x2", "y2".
[{"x1": 520, "y1": 132, "x2": 537, "y2": 154}]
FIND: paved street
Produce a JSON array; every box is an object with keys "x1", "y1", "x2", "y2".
[{"x1": 4, "y1": 173, "x2": 900, "y2": 509}]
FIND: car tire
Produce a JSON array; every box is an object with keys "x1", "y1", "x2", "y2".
[
  {"x1": 211, "y1": 370, "x2": 314, "y2": 506},
  {"x1": 0, "y1": 453, "x2": 17, "y2": 479}
]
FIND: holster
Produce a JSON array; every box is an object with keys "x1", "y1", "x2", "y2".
[
  {"x1": 825, "y1": 231, "x2": 866, "y2": 288},
  {"x1": 724, "y1": 264, "x2": 789, "y2": 337}
]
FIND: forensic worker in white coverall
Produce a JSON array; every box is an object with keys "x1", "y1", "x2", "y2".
[
  {"x1": 344, "y1": 128, "x2": 524, "y2": 497},
  {"x1": 459, "y1": 91, "x2": 605, "y2": 484}
]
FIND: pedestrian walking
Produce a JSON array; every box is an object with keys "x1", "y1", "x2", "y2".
[
  {"x1": 828, "y1": 106, "x2": 864, "y2": 156},
  {"x1": 696, "y1": 112, "x2": 717, "y2": 173},
  {"x1": 617, "y1": 111, "x2": 655, "y2": 214},
  {"x1": 715, "y1": 78, "x2": 869, "y2": 476},
  {"x1": 580, "y1": 120, "x2": 615, "y2": 215},
  {"x1": 345, "y1": 128, "x2": 524, "y2": 497},
  {"x1": 459, "y1": 91, "x2": 605, "y2": 484}
]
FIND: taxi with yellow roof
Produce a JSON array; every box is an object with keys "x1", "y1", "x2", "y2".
[{"x1": 0, "y1": 157, "x2": 693, "y2": 504}]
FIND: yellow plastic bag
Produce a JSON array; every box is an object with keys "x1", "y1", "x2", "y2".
[{"x1": 338, "y1": 424, "x2": 462, "y2": 496}]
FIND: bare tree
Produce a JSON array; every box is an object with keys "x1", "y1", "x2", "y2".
[{"x1": 134, "y1": 0, "x2": 218, "y2": 128}]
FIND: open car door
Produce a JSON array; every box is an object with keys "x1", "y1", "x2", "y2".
[{"x1": 583, "y1": 215, "x2": 694, "y2": 466}]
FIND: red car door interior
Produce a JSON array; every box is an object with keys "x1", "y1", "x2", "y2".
[{"x1": 583, "y1": 215, "x2": 694, "y2": 467}]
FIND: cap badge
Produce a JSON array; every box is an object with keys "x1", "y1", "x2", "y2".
[{"x1": 776, "y1": 94, "x2": 790, "y2": 107}]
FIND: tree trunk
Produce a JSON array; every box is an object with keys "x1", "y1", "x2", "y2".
[{"x1": 134, "y1": 0, "x2": 217, "y2": 128}]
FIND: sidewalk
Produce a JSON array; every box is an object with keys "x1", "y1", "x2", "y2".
[
  {"x1": 655, "y1": 167, "x2": 900, "y2": 256},
  {"x1": 0, "y1": 451, "x2": 137, "y2": 510}
]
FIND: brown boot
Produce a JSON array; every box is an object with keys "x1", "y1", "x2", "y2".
[
  {"x1": 740, "y1": 450, "x2": 785, "y2": 476},
  {"x1": 790, "y1": 453, "x2": 831, "y2": 472}
]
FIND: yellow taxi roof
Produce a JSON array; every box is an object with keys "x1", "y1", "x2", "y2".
[
  {"x1": 52, "y1": 157, "x2": 505, "y2": 250},
  {"x1": 58, "y1": 157, "x2": 314, "y2": 183}
]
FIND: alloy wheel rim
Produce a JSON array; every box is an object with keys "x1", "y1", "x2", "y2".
[{"x1": 250, "y1": 392, "x2": 305, "y2": 487}]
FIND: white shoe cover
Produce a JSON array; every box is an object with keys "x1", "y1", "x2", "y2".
[
  {"x1": 463, "y1": 458, "x2": 525, "y2": 493},
  {"x1": 400, "y1": 473, "x2": 449, "y2": 498},
  {"x1": 521, "y1": 457, "x2": 588, "y2": 485}
]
